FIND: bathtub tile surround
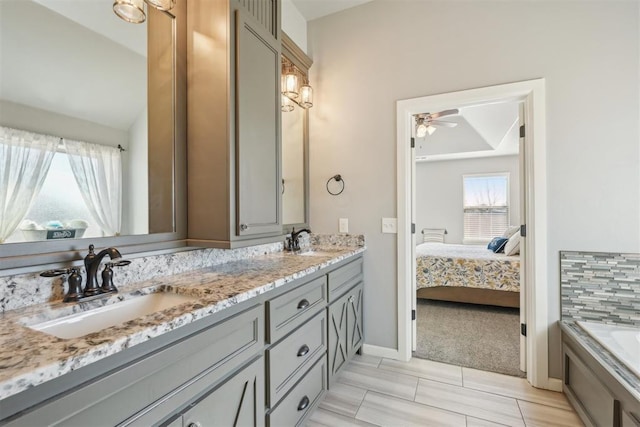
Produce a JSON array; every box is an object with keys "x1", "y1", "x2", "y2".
[
  {"x1": 0, "y1": 234, "x2": 363, "y2": 312},
  {"x1": 560, "y1": 250, "x2": 640, "y2": 403},
  {"x1": 560, "y1": 251, "x2": 640, "y2": 326}
]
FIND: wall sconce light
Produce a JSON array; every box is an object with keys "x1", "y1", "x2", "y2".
[
  {"x1": 281, "y1": 57, "x2": 314, "y2": 112},
  {"x1": 115, "y1": 0, "x2": 176, "y2": 23},
  {"x1": 144, "y1": 0, "x2": 176, "y2": 11},
  {"x1": 113, "y1": 0, "x2": 146, "y2": 23}
]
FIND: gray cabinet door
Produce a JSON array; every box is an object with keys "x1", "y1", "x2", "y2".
[
  {"x1": 235, "y1": 9, "x2": 281, "y2": 237},
  {"x1": 347, "y1": 283, "x2": 364, "y2": 357},
  {"x1": 182, "y1": 357, "x2": 265, "y2": 427},
  {"x1": 328, "y1": 291, "x2": 349, "y2": 384}
]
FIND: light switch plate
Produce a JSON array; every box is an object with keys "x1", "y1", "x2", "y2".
[
  {"x1": 382, "y1": 217, "x2": 397, "y2": 234},
  {"x1": 339, "y1": 218, "x2": 349, "y2": 233}
]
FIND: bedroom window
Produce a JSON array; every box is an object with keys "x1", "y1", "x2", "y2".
[{"x1": 463, "y1": 173, "x2": 509, "y2": 244}]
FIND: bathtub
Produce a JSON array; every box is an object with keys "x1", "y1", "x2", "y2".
[{"x1": 577, "y1": 321, "x2": 640, "y2": 378}]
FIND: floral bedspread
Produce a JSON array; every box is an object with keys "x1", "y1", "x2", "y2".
[{"x1": 416, "y1": 243, "x2": 520, "y2": 292}]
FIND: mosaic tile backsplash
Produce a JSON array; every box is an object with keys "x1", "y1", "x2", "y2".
[{"x1": 561, "y1": 251, "x2": 640, "y2": 326}]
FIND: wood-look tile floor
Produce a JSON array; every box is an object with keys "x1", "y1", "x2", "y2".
[{"x1": 307, "y1": 355, "x2": 584, "y2": 427}]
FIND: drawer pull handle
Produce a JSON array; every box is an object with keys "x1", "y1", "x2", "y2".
[
  {"x1": 297, "y1": 344, "x2": 310, "y2": 357},
  {"x1": 297, "y1": 299, "x2": 310, "y2": 310},
  {"x1": 187, "y1": 422, "x2": 202, "y2": 427},
  {"x1": 297, "y1": 395, "x2": 310, "y2": 411}
]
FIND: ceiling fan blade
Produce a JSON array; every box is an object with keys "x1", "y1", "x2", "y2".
[
  {"x1": 429, "y1": 120, "x2": 458, "y2": 128},
  {"x1": 428, "y1": 108, "x2": 459, "y2": 120}
]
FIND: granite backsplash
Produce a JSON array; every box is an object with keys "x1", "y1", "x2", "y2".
[{"x1": 0, "y1": 234, "x2": 365, "y2": 313}]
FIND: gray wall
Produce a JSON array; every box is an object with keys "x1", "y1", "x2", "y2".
[
  {"x1": 416, "y1": 155, "x2": 520, "y2": 245},
  {"x1": 307, "y1": 0, "x2": 640, "y2": 379}
]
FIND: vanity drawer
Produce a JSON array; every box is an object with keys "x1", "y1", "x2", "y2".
[
  {"x1": 267, "y1": 275, "x2": 326, "y2": 343},
  {"x1": 267, "y1": 310, "x2": 326, "y2": 406},
  {"x1": 328, "y1": 257, "x2": 363, "y2": 302},
  {"x1": 267, "y1": 357, "x2": 326, "y2": 427}
]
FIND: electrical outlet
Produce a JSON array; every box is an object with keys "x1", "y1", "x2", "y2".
[
  {"x1": 339, "y1": 218, "x2": 349, "y2": 233},
  {"x1": 382, "y1": 217, "x2": 397, "y2": 234}
]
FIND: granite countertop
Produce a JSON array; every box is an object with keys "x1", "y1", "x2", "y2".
[
  {"x1": 560, "y1": 320, "x2": 640, "y2": 401},
  {"x1": 0, "y1": 245, "x2": 365, "y2": 401}
]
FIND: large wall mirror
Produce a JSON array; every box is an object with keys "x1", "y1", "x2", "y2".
[
  {"x1": 0, "y1": 0, "x2": 186, "y2": 269},
  {"x1": 281, "y1": 33, "x2": 311, "y2": 231}
]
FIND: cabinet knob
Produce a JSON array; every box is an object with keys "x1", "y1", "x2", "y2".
[
  {"x1": 348, "y1": 295, "x2": 355, "y2": 302},
  {"x1": 297, "y1": 344, "x2": 310, "y2": 357},
  {"x1": 187, "y1": 422, "x2": 202, "y2": 427},
  {"x1": 297, "y1": 395, "x2": 310, "y2": 411},
  {"x1": 240, "y1": 224, "x2": 248, "y2": 231}
]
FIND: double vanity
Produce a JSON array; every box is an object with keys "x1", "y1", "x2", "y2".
[{"x1": 0, "y1": 240, "x2": 365, "y2": 426}]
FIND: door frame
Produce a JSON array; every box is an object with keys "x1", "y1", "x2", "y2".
[{"x1": 395, "y1": 79, "x2": 553, "y2": 389}]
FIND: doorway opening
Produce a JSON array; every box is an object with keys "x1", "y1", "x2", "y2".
[
  {"x1": 413, "y1": 100, "x2": 524, "y2": 376},
  {"x1": 396, "y1": 79, "x2": 556, "y2": 390}
]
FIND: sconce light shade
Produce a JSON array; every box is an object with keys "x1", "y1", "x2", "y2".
[
  {"x1": 283, "y1": 72, "x2": 299, "y2": 99},
  {"x1": 281, "y1": 95, "x2": 294, "y2": 112},
  {"x1": 113, "y1": 0, "x2": 146, "y2": 23},
  {"x1": 299, "y1": 84, "x2": 313, "y2": 109},
  {"x1": 144, "y1": 0, "x2": 175, "y2": 11}
]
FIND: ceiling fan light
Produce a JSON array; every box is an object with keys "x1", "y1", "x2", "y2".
[
  {"x1": 416, "y1": 123, "x2": 427, "y2": 138},
  {"x1": 426, "y1": 125, "x2": 437, "y2": 136},
  {"x1": 144, "y1": 0, "x2": 175, "y2": 11},
  {"x1": 113, "y1": 0, "x2": 146, "y2": 23}
]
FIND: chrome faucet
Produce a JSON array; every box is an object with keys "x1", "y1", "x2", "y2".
[
  {"x1": 286, "y1": 227, "x2": 311, "y2": 251},
  {"x1": 84, "y1": 244, "x2": 126, "y2": 296}
]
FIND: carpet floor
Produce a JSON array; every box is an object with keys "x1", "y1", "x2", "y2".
[{"x1": 414, "y1": 299, "x2": 525, "y2": 377}]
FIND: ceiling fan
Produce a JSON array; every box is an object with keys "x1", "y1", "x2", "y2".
[{"x1": 415, "y1": 108, "x2": 459, "y2": 137}]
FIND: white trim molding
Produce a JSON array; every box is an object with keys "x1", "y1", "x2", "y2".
[
  {"x1": 362, "y1": 344, "x2": 400, "y2": 360},
  {"x1": 396, "y1": 79, "x2": 551, "y2": 388}
]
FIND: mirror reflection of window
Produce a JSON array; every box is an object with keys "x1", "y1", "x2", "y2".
[
  {"x1": 6, "y1": 152, "x2": 100, "y2": 243},
  {"x1": 0, "y1": 0, "x2": 161, "y2": 243}
]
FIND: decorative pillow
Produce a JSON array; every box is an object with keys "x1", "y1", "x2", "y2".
[
  {"x1": 504, "y1": 232, "x2": 520, "y2": 256},
  {"x1": 502, "y1": 225, "x2": 520, "y2": 239},
  {"x1": 487, "y1": 237, "x2": 509, "y2": 253}
]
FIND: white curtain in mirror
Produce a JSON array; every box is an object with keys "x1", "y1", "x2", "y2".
[
  {"x1": 0, "y1": 126, "x2": 58, "y2": 243},
  {"x1": 65, "y1": 140, "x2": 122, "y2": 237}
]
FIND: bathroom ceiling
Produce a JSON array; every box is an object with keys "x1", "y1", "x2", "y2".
[
  {"x1": 415, "y1": 101, "x2": 521, "y2": 162},
  {"x1": 291, "y1": 0, "x2": 374, "y2": 21}
]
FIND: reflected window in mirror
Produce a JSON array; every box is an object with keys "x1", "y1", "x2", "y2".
[{"x1": 0, "y1": 1, "x2": 176, "y2": 246}]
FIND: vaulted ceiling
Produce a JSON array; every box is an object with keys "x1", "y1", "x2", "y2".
[{"x1": 414, "y1": 101, "x2": 521, "y2": 162}]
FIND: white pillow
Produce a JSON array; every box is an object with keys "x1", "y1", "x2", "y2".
[
  {"x1": 504, "y1": 232, "x2": 520, "y2": 256},
  {"x1": 502, "y1": 225, "x2": 520, "y2": 239}
]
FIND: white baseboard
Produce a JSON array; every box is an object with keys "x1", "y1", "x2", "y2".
[
  {"x1": 362, "y1": 344, "x2": 399, "y2": 360},
  {"x1": 546, "y1": 377, "x2": 563, "y2": 392}
]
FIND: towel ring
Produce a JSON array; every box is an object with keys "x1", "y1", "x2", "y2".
[{"x1": 326, "y1": 174, "x2": 345, "y2": 196}]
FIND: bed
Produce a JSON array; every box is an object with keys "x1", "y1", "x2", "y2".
[{"x1": 416, "y1": 242, "x2": 520, "y2": 308}]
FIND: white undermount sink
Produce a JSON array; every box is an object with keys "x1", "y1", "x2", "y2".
[{"x1": 26, "y1": 292, "x2": 197, "y2": 339}]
